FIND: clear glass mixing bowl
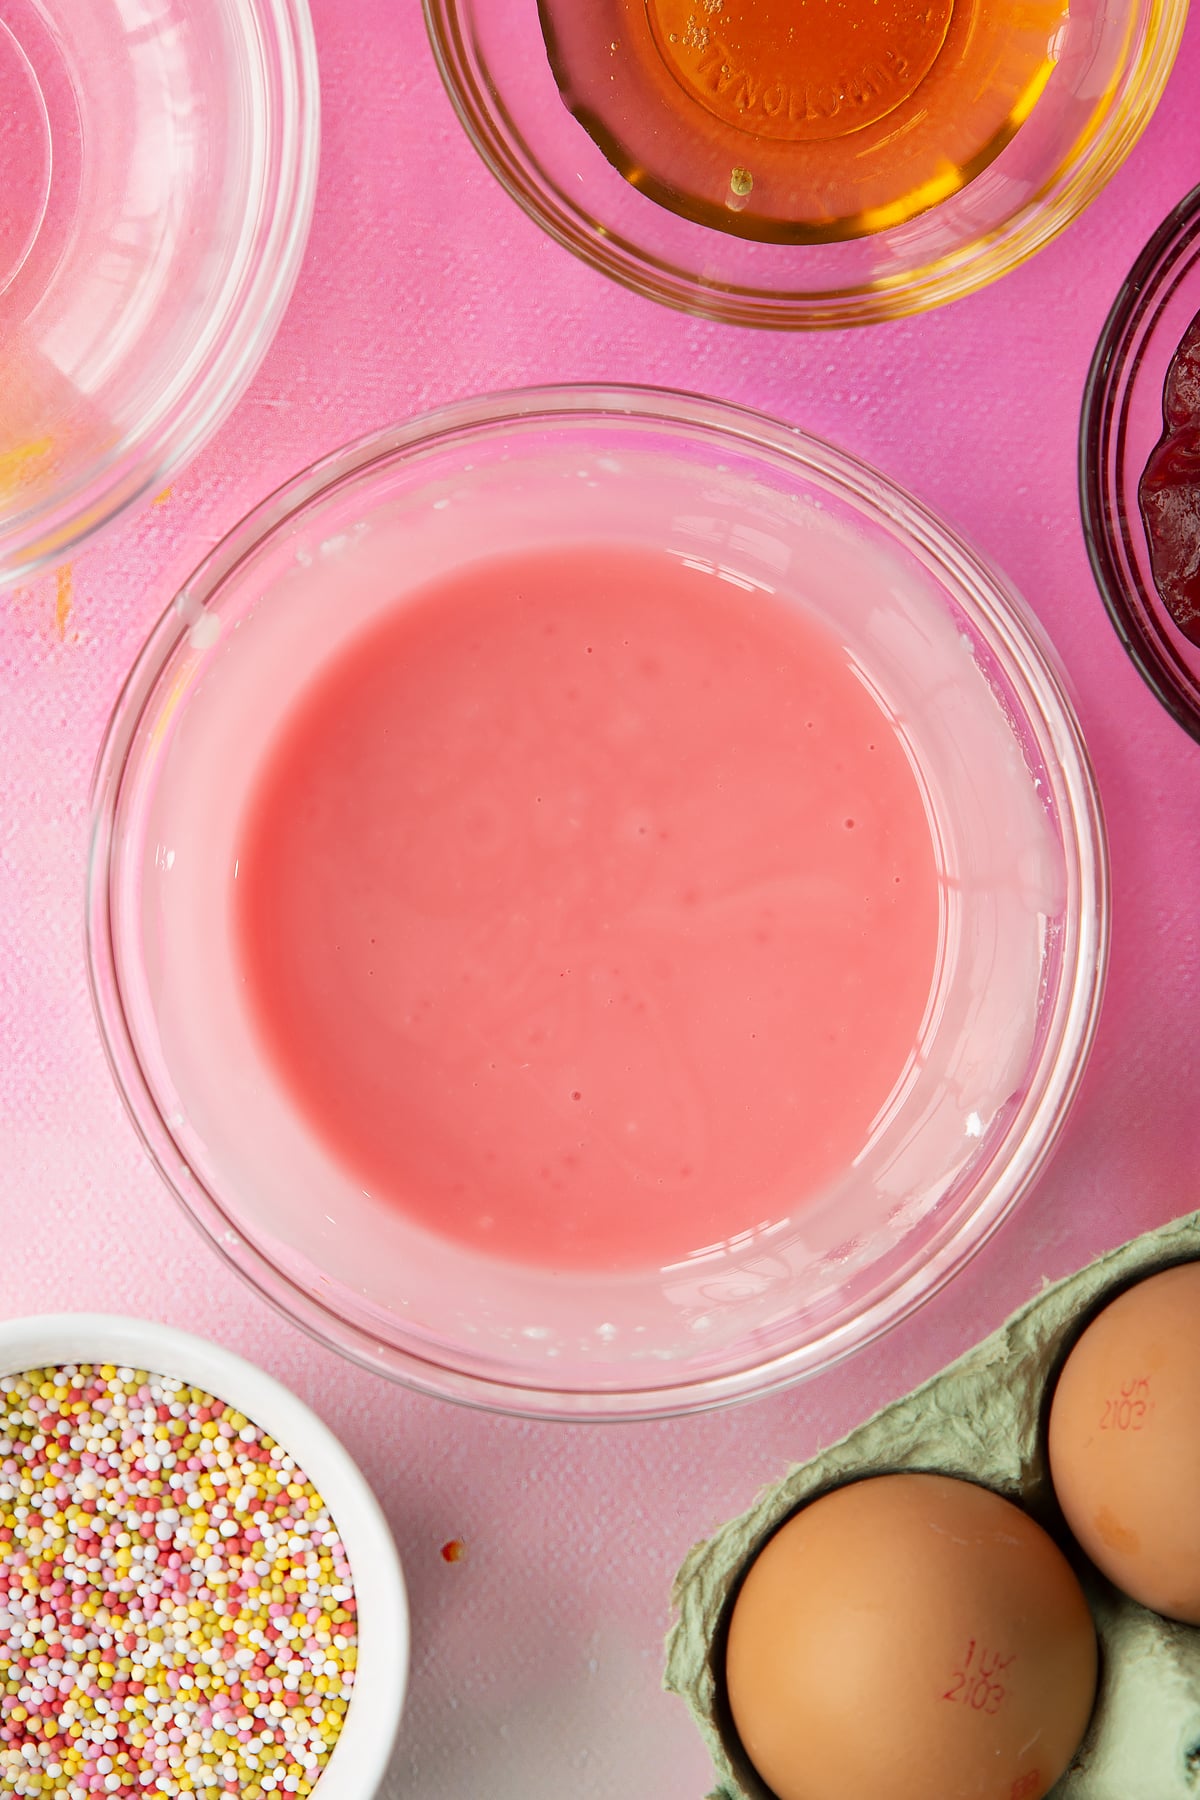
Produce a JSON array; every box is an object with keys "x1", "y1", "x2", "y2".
[
  {"x1": 0, "y1": 0, "x2": 319, "y2": 586},
  {"x1": 87, "y1": 386, "x2": 1109, "y2": 1419}
]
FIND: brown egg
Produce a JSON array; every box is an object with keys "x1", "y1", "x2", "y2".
[
  {"x1": 1048, "y1": 1260, "x2": 1200, "y2": 1623},
  {"x1": 723, "y1": 1472, "x2": 1097, "y2": 1800}
]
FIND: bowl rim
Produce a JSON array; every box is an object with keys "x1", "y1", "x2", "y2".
[
  {"x1": 421, "y1": 0, "x2": 1187, "y2": 329},
  {"x1": 86, "y1": 382, "x2": 1110, "y2": 1421},
  {"x1": 0, "y1": 0, "x2": 321, "y2": 588},
  {"x1": 1079, "y1": 180, "x2": 1200, "y2": 746},
  {"x1": 0, "y1": 1312, "x2": 409, "y2": 1800}
]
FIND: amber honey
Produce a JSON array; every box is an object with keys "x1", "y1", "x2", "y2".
[{"x1": 540, "y1": 0, "x2": 1067, "y2": 241}]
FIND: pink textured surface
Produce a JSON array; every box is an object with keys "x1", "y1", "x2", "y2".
[{"x1": 1, "y1": 7, "x2": 1199, "y2": 1795}]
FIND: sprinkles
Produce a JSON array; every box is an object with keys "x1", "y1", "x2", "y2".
[{"x1": 0, "y1": 1365, "x2": 357, "y2": 1798}]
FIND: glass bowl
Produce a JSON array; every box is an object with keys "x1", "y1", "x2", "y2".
[
  {"x1": 0, "y1": 0, "x2": 319, "y2": 588},
  {"x1": 1080, "y1": 182, "x2": 1200, "y2": 745},
  {"x1": 423, "y1": 0, "x2": 1185, "y2": 328},
  {"x1": 86, "y1": 386, "x2": 1109, "y2": 1420}
]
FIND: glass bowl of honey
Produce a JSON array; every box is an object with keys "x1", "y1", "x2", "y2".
[
  {"x1": 87, "y1": 387, "x2": 1108, "y2": 1419},
  {"x1": 1081, "y1": 184, "x2": 1200, "y2": 745},
  {"x1": 424, "y1": 0, "x2": 1184, "y2": 327}
]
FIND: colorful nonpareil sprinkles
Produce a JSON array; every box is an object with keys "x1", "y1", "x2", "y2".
[{"x1": 0, "y1": 1365, "x2": 357, "y2": 1798}]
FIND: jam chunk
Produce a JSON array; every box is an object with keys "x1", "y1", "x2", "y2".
[{"x1": 1139, "y1": 312, "x2": 1200, "y2": 647}]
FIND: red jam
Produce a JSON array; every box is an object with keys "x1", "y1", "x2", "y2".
[{"x1": 1138, "y1": 309, "x2": 1200, "y2": 647}]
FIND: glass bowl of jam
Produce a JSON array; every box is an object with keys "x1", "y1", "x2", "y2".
[
  {"x1": 423, "y1": 0, "x2": 1184, "y2": 328},
  {"x1": 1081, "y1": 184, "x2": 1200, "y2": 745}
]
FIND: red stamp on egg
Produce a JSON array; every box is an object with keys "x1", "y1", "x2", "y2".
[
  {"x1": 941, "y1": 1638, "x2": 1015, "y2": 1715},
  {"x1": 1100, "y1": 1376, "x2": 1152, "y2": 1432}
]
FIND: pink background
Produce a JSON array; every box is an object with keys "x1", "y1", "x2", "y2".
[{"x1": 2, "y1": 8, "x2": 1199, "y2": 1795}]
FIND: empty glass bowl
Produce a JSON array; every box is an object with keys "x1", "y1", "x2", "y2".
[
  {"x1": 0, "y1": 0, "x2": 319, "y2": 587},
  {"x1": 424, "y1": 0, "x2": 1185, "y2": 328},
  {"x1": 87, "y1": 386, "x2": 1108, "y2": 1419},
  {"x1": 1081, "y1": 183, "x2": 1200, "y2": 745}
]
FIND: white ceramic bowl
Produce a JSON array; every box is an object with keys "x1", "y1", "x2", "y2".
[{"x1": 0, "y1": 1314, "x2": 408, "y2": 1800}]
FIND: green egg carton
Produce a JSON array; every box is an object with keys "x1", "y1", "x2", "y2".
[{"x1": 666, "y1": 1211, "x2": 1200, "y2": 1800}]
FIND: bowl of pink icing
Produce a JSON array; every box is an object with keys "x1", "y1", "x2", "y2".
[{"x1": 86, "y1": 386, "x2": 1108, "y2": 1418}]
